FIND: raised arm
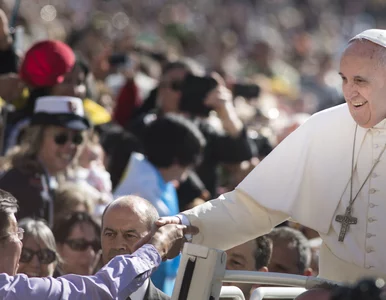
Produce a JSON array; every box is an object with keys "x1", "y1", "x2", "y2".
[{"x1": 0, "y1": 244, "x2": 160, "y2": 300}]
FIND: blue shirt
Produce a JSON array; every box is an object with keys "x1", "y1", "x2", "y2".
[
  {"x1": 114, "y1": 153, "x2": 180, "y2": 295},
  {"x1": 0, "y1": 244, "x2": 160, "y2": 300}
]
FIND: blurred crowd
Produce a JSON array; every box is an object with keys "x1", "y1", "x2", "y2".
[{"x1": 0, "y1": 0, "x2": 385, "y2": 299}]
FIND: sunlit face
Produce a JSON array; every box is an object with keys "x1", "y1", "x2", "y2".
[
  {"x1": 57, "y1": 222, "x2": 100, "y2": 275},
  {"x1": 0, "y1": 214, "x2": 22, "y2": 275},
  {"x1": 38, "y1": 126, "x2": 83, "y2": 175},
  {"x1": 101, "y1": 203, "x2": 149, "y2": 265},
  {"x1": 339, "y1": 40, "x2": 386, "y2": 128},
  {"x1": 17, "y1": 236, "x2": 56, "y2": 277}
]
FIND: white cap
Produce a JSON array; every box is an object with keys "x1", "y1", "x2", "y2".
[
  {"x1": 350, "y1": 29, "x2": 386, "y2": 48},
  {"x1": 34, "y1": 96, "x2": 85, "y2": 117},
  {"x1": 31, "y1": 96, "x2": 90, "y2": 130}
]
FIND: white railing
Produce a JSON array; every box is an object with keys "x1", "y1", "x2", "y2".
[
  {"x1": 172, "y1": 244, "x2": 342, "y2": 300},
  {"x1": 250, "y1": 287, "x2": 306, "y2": 300},
  {"x1": 220, "y1": 286, "x2": 246, "y2": 300}
]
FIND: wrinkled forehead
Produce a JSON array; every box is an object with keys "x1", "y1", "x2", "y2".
[{"x1": 343, "y1": 39, "x2": 384, "y2": 58}]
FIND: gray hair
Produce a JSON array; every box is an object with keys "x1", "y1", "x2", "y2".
[{"x1": 268, "y1": 227, "x2": 311, "y2": 274}]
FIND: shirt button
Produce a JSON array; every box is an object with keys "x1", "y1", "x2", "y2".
[
  {"x1": 369, "y1": 188, "x2": 377, "y2": 194},
  {"x1": 365, "y1": 265, "x2": 374, "y2": 269},
  {"x1": 373, "y1": 159, "x2": 380, "y2": 164},
  {"x1": 372, "y1": 172, "x2": 378, "y2": 178},
  {"x1": 366, "y1": 247, "x2": 375, "y2": 253},
  {"x1": 368, "y1": 217, "x2": 377, "y2": 223},
  {"x1": 374, "y1": 144, "x2": 380, "y2": 148},
  {"x1": 366, "y1": 233, "x2": 375, "y2": 238}
]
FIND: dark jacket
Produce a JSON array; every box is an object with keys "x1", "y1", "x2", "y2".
[
  {"x1": 127, "y1": 280, "x2": 170, "y2": 300},
  {"x1": 0, "y1": 166, "x2": 54, "y2": 226}
]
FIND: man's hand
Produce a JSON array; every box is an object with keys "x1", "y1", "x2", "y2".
[{"x1": 134, "y1": 223, "x2": 198, "y2": 260}]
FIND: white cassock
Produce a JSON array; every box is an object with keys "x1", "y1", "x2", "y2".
[{"x1": 181, "y1": 103, "x2": 386, "y2": 283}]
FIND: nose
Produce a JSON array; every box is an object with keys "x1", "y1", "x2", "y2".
[
  {"x1": 30, "y1": 253, "x2": 41, "y2": 268},
  {"x1": 113, "y1": 235, "x2": 130, "y2": 253},
  {"x1": 343, "y1": 82, "x2": 359, "y2": 101}
]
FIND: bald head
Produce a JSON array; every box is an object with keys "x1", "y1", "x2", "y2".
[
  {"x1": 101, "y1": 195, "x2": 160, "y2": 264},
  {"x1": 102, "y1": 195, "x2": 159, "y2": 231}
]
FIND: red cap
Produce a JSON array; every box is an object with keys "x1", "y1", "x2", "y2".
[{"x1": 19, "y1": 40, "x2": 76, "y2": 87}]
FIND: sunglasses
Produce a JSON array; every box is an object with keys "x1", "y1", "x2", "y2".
[
  {"x1": 64, "y1": 239, "x2": 100, "y2": 252},
  {"x1": 54, "y1": 132, "x2": 83, "y2": 146},
  {"x1": 20, "y1": 247, "x2": 57, "y2": 264}
]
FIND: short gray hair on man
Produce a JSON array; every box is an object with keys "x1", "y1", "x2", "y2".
[
  {"x1": 18, "y1": 218, "x2": 58, "y2": 262},
  {"x1": 102, "y1": 195, "x2": 160, "y2": 231},
  {"x1": 268, "y1": 227, "x2": 311, "y2": 274}
]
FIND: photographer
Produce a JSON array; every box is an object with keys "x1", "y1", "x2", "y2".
[{"x1": 127, "y1": 60, "x2": 254, "y2": 209}]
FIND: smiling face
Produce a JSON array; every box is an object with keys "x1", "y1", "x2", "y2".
[
  {"x1": 339, "y1": 40, "x2": 386, "y2": 128},
  {"x1": 37, "y1": 126, "x2": 83, "y2": 175}
]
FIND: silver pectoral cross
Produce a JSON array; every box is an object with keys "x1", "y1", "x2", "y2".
[{"x1": 335, "y1": 206, "x2": 358, "y2": 242}]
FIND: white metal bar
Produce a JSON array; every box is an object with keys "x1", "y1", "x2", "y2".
[
  {"x1": 250, "y1": 287, "x2": 306, "y2": 300},
  {"x1": 220, "y1": 286, "x2": 246, "y2": 300},
  {"x1": 222, "y1": 271, "x2": 342, "y2": 289}
]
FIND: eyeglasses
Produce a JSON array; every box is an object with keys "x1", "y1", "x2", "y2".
[
  {"x1": 20, "y1": 247, "x2": 57, "y2": 264},
  {"x1": 64, "y1": 239, "x2": 100, "y2": 252},
  {"x1": 0, "y1": 227, "x2": 24, "y2": 240},
  {"x1": 54, "y1": 132, "x2": 83, "y2": 146}
]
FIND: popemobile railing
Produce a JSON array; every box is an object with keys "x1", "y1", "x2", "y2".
[{"x1": 171, "y1": 243, "x2": 343, "y2": 300}]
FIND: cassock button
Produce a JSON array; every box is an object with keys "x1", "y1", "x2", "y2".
[
  {"x1": 369, "y1": 203, "x2": 377, "y2": 208},
  {"x1": 371, "y1": 173, "x2": 378, "y2": 178},
  {"x1": 369, "y1": 188, "x2": 377, "y2": 194},
  {"x1": 374, "y1": 144, "x2": 380, "y2": 148},
  {"x1": 366, "y1": 233, "x2": 375, "y2": 238},
  {"x1": 365, "y1": 265, "x2": 374, "y2": 269},
  {"x1": 366, "y1": 247, "x2": 375, "y2": 253},
  {"x1": 368, "y1": 217, "x2": 377, "y2": 223}
]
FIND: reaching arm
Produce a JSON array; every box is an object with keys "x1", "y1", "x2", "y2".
[{"x1": 0, "y1": 244, "x2": 160, "y2": 300}]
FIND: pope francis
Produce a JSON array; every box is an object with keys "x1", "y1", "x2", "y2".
[{"x1": 155, "y1": 28, "x2": 386, "y2": 284}]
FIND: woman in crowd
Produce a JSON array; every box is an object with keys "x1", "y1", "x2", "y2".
[
  {"x1": 0, "y1": 96, "x2": 90, "y2": 227},
  {"x1": 17, "y1": 218, "x2": 58, "y2": 277},
  {"x1": 53, "y1": 211, "x2": 101, "y2": 276},
  {"x1": 54, "y1": 182, "x2": 96, "y2": 224}
]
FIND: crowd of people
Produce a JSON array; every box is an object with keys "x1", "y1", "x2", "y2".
[{"x1": 0, "y1": 1, "x2": 385, "y2": 299}]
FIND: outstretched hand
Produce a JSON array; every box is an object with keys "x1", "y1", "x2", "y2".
[{"x1": 134, "y1": 223, "x2": 198, "y2": 260}]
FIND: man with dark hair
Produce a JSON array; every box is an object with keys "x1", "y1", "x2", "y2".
[
  {"x1": 101, "y1": 195, "x2": 169, "y2": 300},
  {"x1": 267, "y1": 227, "x2": 313, "y2": 276},
  {"x1": 224, "y1": 236, "x2": 272, "y2": 299},
  {"x1": 114, "y1": 114, "x2": 206, "y2": 217},
  {"x1": 128, "y1": 60, "x2": 254, "y2": 210},
  {"x1": 114, "y1": 114, "x2": 205, "y2": 294},
  {"x1": 0, "y1": 188, "x2": 196, "y2": 299}
]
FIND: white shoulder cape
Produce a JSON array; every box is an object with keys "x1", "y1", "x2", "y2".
[{"x1": 237, "y1": 104, "x2": 367, "y2": 234}]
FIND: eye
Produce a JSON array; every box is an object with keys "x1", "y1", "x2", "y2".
[
  {"x1": 125, "y1": 233, "x2": 137, "y2": 239},
  {"x1": 104, "y1": 232, "x2": 116, "y2": 238},
  {"x1": 230, "y1": 259, "x2": 242, "y2": 266}
]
